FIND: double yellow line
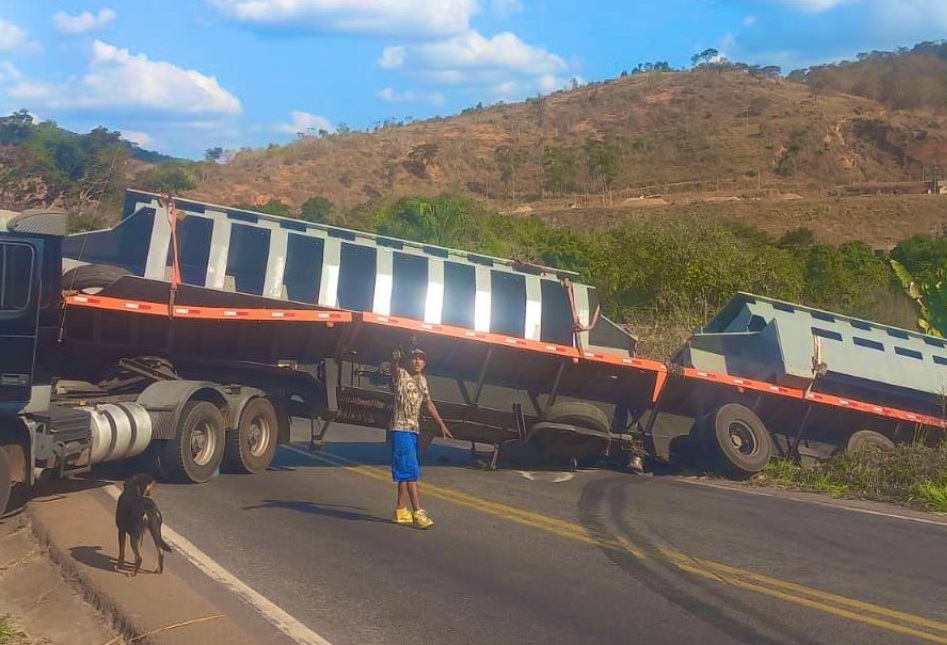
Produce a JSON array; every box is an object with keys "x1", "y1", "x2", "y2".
[{"x1": 284, "y1": 445, "x2": 947, "y2": 644}]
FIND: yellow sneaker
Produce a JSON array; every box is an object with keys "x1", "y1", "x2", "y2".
[
  {"x1": 413, "y1": 509, "x2": 434, "y2": 529},
  {"x1": 393, "y1": 508, "x2": 413, "y2": 525}
]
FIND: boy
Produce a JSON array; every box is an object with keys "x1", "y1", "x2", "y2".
[{"x1": 389, "y1": 347, "x2": 452, "y2": 529}]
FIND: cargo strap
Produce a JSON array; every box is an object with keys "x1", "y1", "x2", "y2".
[
  {"x1": 160, "y1": 195, "x2": 183, "y2": 315},
  {"x1": 561, "y1": 278, "x2": 601, "y2": 358}
]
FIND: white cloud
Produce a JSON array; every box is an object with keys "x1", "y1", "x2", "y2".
[
  {"x1": 378, "y1": 29, "x2": 571, "y2": 105},
  {"x1": 121, "y1": 129, "x2": 152, "y2": 148},
  {"x1": 491, "y1": 0, "x2": 523, "y2": 18},
  {"x1": 872, "y1": 0, "x2": 947, "y2": 29},
  {"x1": 377, "y1": 87, "x2": 444, "y2": 105},
  {"x1": 9, "y1": 40, "x2": 241, "y2": 115},
  {"x1": 0, "y1": 17, "x2": 41, "y2": 53},
  {"x1": 379, "y1": 30, "x2": 567, "y2": 79},
  {"x1": 0, "y1": 61, "x2": 21, "y2": 83},
  {"x1": 209, "y1": 0, "x2": 478, "y2": 36},
  {"x1": 766, "y1": 0, "x2": 852, "y2": 12},
  {"x1": 743, "y1": 15, "x2": 758, "y2": 26},
  {"x1": 277, "y1": 110, "x2": 334, "y2": 135},
  {"x1": 53, "y1": 8, "x2": 117, "y2": 34}
]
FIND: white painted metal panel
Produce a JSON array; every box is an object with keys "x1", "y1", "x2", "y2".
[
  {"x1": 318, "y1": 237, "x2": 341, "y2": 308},
  {"x1": 425, "y1": 258, "x2": 445, "y2": 324},
  {"x1": 373, "y1": 247, "x2": 394, "y2": 316}
]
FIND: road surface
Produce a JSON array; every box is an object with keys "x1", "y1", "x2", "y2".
[{"x1": 148, "y1": 423, "x2": 947, "y2": 645}]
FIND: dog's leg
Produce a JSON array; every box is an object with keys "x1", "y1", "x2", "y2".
[
  {"x1": 117, "y1": 530, "x2": 126, "y2": 571},
  {"x1": 155, "y1": 539, "x2": 164, "y2": 574},
  {"x1": 130, "y1": 531, "x2": 144, "y2": 577}
]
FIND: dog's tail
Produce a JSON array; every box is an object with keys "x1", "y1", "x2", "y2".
[{"x1": 145, "y1": 511, "x2": 173, "y2": 553}]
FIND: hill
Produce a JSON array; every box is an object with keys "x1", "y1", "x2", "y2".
[
  {"x1": 0, "y1": 110, "x2": 180, "y2": 223},
  {"x1": 182, "y1": 43, "x2": 947, "y2": 246}
]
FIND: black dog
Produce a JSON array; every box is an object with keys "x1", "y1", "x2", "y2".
[{"x1": 115, "y1": 473, "x2": 171, "y2": 577}]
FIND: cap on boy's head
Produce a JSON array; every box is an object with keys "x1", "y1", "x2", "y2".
[{"x1": 411, "y1": 348, "x2": 427, "y2": 359}]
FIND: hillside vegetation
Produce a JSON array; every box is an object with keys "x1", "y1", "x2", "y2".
[
  {"x1": 3, "y1": 40, "x2": 947, "y2": 351},
  {"x1": 178, "y1": 41, "x2": 947, "y2": 249}
]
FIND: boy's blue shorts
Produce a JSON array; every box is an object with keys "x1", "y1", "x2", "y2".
[{"x1": 390, "y1": 430, "x2": 420, "y2": 482}]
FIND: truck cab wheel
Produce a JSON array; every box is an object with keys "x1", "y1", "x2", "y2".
[
  {"x1": 223, "y1": 397, "x2": 279, "y2": 474},
  {"x1": 161, "y1": 401, "x2": 225, "y2": 484}
]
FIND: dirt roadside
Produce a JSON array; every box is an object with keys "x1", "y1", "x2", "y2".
[
  {"x1": 0, "y1": 509, "x2": 124, "y2": 645},
  {"x1": 1, "y1": 475, "x2": 279, "y2": 645}
]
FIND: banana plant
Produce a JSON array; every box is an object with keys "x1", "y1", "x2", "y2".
[{"x1": 890, "y1": 259, "x2": 947, "y2": 337}]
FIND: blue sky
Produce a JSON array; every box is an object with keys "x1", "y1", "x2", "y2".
[{"x1": 0, "y1": 0, "x2": 944, "y2": 159}]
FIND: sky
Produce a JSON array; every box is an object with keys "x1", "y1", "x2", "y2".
[{"x1": 0, "y1": 0, "x2": 944, "y2": 159}]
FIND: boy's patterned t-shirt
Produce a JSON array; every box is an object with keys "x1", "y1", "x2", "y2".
[{"x1": 390, "y1": 368, "x2": 430, "y2": 432}]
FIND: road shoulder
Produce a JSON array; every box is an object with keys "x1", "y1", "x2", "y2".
[{"x1": 25, "y1": 477, "x2": 280, "y2": 645}]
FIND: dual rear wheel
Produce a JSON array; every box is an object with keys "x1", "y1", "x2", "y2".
[{"x1": 160, "y1": 397, "x2": 279, "y2": 484}]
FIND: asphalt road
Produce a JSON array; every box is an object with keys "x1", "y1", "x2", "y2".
[{"x1": 149, "y1": 423, "x2": 947, "y2": 645}]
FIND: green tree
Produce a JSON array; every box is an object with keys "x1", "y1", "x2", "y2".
[
  {"x1": 300, "y1": 196, "x2": 334, "y2": 223},
  {"x1": 137, "y1": 164, "x2": 196, "y2": 193},
  {"x1": 803, "y1": 242, "x2": 892, "y2": 318},
  {"x1": 204, "y1": 147, "x2": 224, "y2": 162},
  {"x1": 373, "y1": 196, "x2": 472, "y2": 248},
  {"x1": 891, "y1": 258, "x2": 947, "y2": 337}
]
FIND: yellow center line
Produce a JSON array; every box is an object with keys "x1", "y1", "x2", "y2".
[{"x1": 285, "y1": 445, "x2": 947, "y2": 642}]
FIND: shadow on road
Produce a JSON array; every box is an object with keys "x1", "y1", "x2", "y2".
[
  {"x1": 70, "y1": 545, "x2": 118, "y2": 573},
  {"x1": 242, "y1": 499, "x2": 388, "y2": 523}
]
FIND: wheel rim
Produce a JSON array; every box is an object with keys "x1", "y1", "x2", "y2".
[
  {"x1": 190, "y1": 420, "x2": 217, "y2": 466},
  {"x1": 247, "y1": 414, "x2": 271, "y2": 458},
  {"x1": 727, "y1": 420, "x2": 758, "y2": 456}
]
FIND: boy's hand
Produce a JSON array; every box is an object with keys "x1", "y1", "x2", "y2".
[
  {"x1": 391, "y1": 349, "x2": 403, "y2": 363},
  {"x1": 440, "y1": 424, "x2": 453, "y2": 439}
]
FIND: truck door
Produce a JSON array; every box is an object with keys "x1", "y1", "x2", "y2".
[{"x1": 0, "y1": 237, "x2": 42, "y2": 414}]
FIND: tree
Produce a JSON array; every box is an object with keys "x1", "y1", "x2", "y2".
[
  {"x1": 494, "y1": 145, "x2": 525, "y2": 200},
  {"x1": 891, "y1": 258, "x2": 947, "y2": 337},
  {"x1": 373, "y1": 197, "x2": 471, "y2": 248},
  {"x1": 542, "y1": 146, "x2": 577, "y2": 196},
  {"x1": 300, "y1": 196, "x2": 334, "y2": 223},
  {"x1": 404, "y1": 143, "x2": 439, "y2": 179},
  {"x1": 584, "y1": 136, "x2": 619, "y2": 203},
  {"x1": 137, "y1": 164, "x2": 196, "y2": 193},
  {"x1": 204, "y1": 147, "x2": 224, "y2": 162},
  {"x1": 0, "y1": 110, "x2": 34, "y2": 146}
]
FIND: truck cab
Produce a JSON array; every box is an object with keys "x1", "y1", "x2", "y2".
[{"x1": 0, "y1": 208, "x2": 69, "y2": 514}]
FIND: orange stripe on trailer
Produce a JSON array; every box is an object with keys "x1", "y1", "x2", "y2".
[
  {"x1": 803, "y1": 391, "x2": 947, "y2": 430},
  {"x1": 64, "y1": 294, "x2": 353, "y2": 323},
  {"x1": 361, "y1": 313, "x2": 670, "y2": 378},
  {"x1": 680, "y1": 366, "x2": 947, "y2": 430},
  {"x1": 363, "y1": 312, "x2": 583, "y2": 359}
]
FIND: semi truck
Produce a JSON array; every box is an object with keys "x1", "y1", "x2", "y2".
[{"x1": 0, "y1": 190, "x2": 944, "y2": 514}]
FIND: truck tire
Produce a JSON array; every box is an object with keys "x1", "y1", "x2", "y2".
[
  {"x1": 543, "y1": 402, "x2": 610, "y2": 434},
  {"x1": 0, "y1": 448, "x2": 10, "y2": 517},
  {"x1": 161, "y1": 401, "x2": 225, "y2": 484},
  {"x1": 61, "y1": 263, "x2": 130, "y2": 293},
  {"x1": 846, "y1": 430, "x2": 895, "y2": 453},
  {"x1": 706, "y1": 403, "x2": 772, "y2": 478},
  {"x1": 223, "y1": 397, "x2": 278, "y2": 474}
]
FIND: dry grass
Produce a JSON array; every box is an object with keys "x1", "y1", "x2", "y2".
[
  {"x1": 755, "y1": 443, "x2": 947, "y2": 511},
  {"x1": 179, "y1": 68, "x2": 947, "y2": 248}
]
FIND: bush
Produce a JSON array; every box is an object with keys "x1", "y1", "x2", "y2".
[{"x1": 757, "y1": 443, "x2": 947, "y2": 511}]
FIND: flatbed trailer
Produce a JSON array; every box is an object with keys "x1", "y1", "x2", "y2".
[{"x1": 0, "y1": 190, "x2": 944, "y2": 514}]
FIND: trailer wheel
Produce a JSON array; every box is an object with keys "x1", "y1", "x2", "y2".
[
  {"x1": 0, "y1": 448, "x2": 10, "y2": 517},
  {"x1": 61, "y1": 263, "x2": 130, "y2": 294},
  {"x1": 161, "y1": 401, "x2": 225, "y2": 484},
  {"x1": 543, "y1": 402, "x2": 610, "y2": 434},
  {"x1": 846, "y1": 430, "x2": 895, "y2": 454},
  {"x1": 707, "y1": 403, "x2": 772, "y2": 478},
  {"x1": 223, "y1": 397, "x2": 279, "y2": 474}
]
